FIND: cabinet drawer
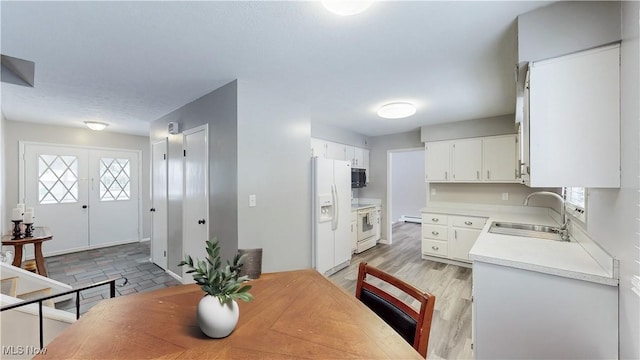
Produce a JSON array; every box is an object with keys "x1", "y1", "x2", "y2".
[
  {"x1": 422, "y1": 224, "x2": 448, "y2": 241},
  {"x1": 422, "y1": 213, "x2": 448, "y2": 225},
  {"x1": 450, "y1": 216, "x2": 487, "y2": 230},
  {"x1": 422, "y1": 239, "x2": 448, "y2": 258}
]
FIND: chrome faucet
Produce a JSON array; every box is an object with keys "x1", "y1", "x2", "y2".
[{"x1": 523, "y1": 189, "x2": 570, "y2": 241}]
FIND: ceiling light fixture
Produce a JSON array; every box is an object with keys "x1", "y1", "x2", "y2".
[
  {"x1": 377, "y1": 102, "x2": 417, "y2": 119},
  {"x1": 322, "y1": 1, "x2": 374, "y2": 16},
  {"x1": 84, "y1": 121, "x2": 109, "y2": 131}
]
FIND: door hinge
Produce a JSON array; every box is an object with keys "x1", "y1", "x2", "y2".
[
  {"x1": 163, "y1": 153, "x2": 166, "y2": 160},
  {"x1": 183, "y1": 150, "x2": 186, "y2": 157}
]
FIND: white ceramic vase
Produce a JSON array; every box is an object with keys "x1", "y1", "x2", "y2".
[{"x1": 197, "y1": 295, "x2": 239, "y2": 338}]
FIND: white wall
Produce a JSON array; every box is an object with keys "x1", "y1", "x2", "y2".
[
  {"x1": 585, "y1": 2, "x2": 639, "y2": 358},
  {"x1": 390, "y1": 149, "x2": 425, "y2": 221},
  {"x1": 237, "y1": 81, "x2": 311, "y2": 272},
  {"x1": 2, "y1": 121, "x2": 151, "y2": 239}
]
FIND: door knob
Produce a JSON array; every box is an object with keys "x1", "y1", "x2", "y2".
[
  {"x1": 150, "y1": 208, "x2": 156, "y2": 212},
  {"x1": 198, "y1": 219, "x2": 206, "y2": 224},
  {"x1": 82, "y1": 205, "x2": 88, "y2": 209}
]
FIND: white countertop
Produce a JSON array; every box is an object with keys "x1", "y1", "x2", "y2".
[{"x1": 422, "y1": 205, "x2": 618, "y2": 286}]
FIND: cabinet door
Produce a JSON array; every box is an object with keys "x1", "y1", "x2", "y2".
[
  {"x1": 374, "y1": 208, "x2": 381, "y2": 241},
  {"x1": 326, "y1": 141, "x2": 347, "y2": 161},
  {"x1": 353, "y1": 147, "x2": 364, "y2": 168},
  {"x1": 449, "y1": 228, "x2": 481, "y2": 261},
  {"x1": 483, "y1": 135, "x2": 517, "y2": 182},
  {"x1": 311, "y1": 138, "x2": 327, "y2": 158},
  {"x1": 351, "y1": 220, "x2": 357, "y2": 252},
  {"x1": 425, "y1": 141, "x2": 450, "y2": 181},
  {"x1": 363, "y1": 149, "x2": 370, "y2": 183},
  {"x1": 345, "y1": 146, "x2": 355, "y2": 166},
  {"x1": 452, "y1": 139, "x2": 482, "y2": 181},
  {"x1": 529, "y1": 44, "x2": 620, "y2": 187}
]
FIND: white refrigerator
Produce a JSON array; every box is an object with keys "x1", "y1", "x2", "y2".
[{"x1": 312, "y1": 157, "x2": 352, "y2": 275}]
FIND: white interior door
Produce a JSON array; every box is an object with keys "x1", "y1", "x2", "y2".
[
  {"x1": 23, "y1": 144, "x2": 89, "y2": 256},
  {"x1": 88, "y1": 149, "x2": 140, "y2": 248},
  {"x1": 182, "y1": 126, "x2": 209, "y2": 281},
  {"x1": 151, "y1": 139, "x2": 168, "y2": 269}
]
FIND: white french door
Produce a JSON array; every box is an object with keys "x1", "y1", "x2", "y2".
[
  {"x1": 23, "y1": 144, "x2": 89, "y2": 255},
  {"x1": 182, "y1": 125, "x2": 208, "y2": 282},
  {"x1": 151, "y1": 138, "x2": 168, "y2": 270},
  {"x1": 20, "y1": 143, "x2": 140, "y2": 257}
]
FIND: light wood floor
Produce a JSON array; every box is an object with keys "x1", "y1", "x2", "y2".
[{"x1": 329, "y1": 222, "x2": 473, "y2": 360}]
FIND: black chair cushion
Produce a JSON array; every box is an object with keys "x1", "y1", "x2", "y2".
[{"x1": 360, "y1": 288, "x2": 417, "y2": 346}]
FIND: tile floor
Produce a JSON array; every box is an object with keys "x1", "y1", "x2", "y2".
[{"x1": 45, "y1": 241, "x2": 181, "y2": 314}]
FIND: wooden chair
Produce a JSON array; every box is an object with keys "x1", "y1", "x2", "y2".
[{"x1": 355, "y1": 262, "x2": 436, "y2": 358}]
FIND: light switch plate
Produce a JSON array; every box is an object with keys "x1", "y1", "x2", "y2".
[
  {"x1": 249, "y1": 194, "x2": 257, "y2": 207},
  {"x1": 502, "y1": 192, "x2": 509, "y2": 201},
  {"x1": 431, "y1": 188, "x2": 437, "y2": 195}
]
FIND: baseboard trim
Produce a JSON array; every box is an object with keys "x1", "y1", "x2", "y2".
[
  {"x1": 166, "y1": 270, "x2": 183, "y2": 283},
  {"x1": 400, "y1": 216, "x2": 421, "y2": 224}
]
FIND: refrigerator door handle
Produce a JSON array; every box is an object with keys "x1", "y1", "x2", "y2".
[{"x1": 331, "y1": 184, "x2": 338, "y2": 231}]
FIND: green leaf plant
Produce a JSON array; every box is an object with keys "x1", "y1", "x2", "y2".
[{"x1": 178, "y1": 237, "x2": 254, "y2": 304}]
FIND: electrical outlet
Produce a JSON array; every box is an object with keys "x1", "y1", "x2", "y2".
[
  {"x1": 431, "y1": 188, "x2": 437, "y2": 195},
  {"x1": 501, "y1": 192, "x2": 509, "y2": 201},
  {"x1": 249, "y1": 194, "x2": 257, "y2": 207}
]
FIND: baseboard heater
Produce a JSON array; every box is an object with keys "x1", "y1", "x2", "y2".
[{"x1": 400, "y1": 216, "x2": 421, "y2": 224}]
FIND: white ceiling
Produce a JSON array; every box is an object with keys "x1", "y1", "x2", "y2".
[{"x1": 0, "y1": 1, "x2": 551, "y2": 137}]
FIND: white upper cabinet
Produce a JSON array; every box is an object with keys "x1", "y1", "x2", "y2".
[
  {"x1": 353, "y1": 147, "x2": 365, "y2": 168},
  {"x1": 425, "y1": 135, "x2": 519, "y2": 184},
  {"x1": 527, "y1": 44, "x2": 620, "y2": 187},
  {"x1": 363, "y1": 149, "x2": 370, "y2": 183},
  {"x1": 483, "y1": 135, "x2": 517, "y2": 182},
  {"x1": 452, "y1": 139, "x2": 482, "y2": 181},
  {"x1": 425, "y1": 141, "x2": 450, "y2": 181},
  {"x1": 325, "y1": 141, "x2": 347, "y2": 161},
  {"x1": 311, "y1": 138, "x2": 327, "y2": 158}
]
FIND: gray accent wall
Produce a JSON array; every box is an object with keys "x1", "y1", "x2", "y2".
[
  {"x1": 150, "y1": 81, "x2": 239, "y2": 274},
  {"x1": 311, "y1": 122, "x2": 368, "y2": 148},
  {"x1": 420, "y1": 114, "x2": 515, "y2": 142},
  {"x1": 517, "y1": 1, "x2": 621, "y2": 62},
  {"x1": 390, "y1": 149, "x2": 425, "y2": 221},
  {"x1": 359, "y1": 129, "x2": 423, "y2": 241},
  {"x1": 2, "y1": 120, "x2": 151, "y2": 240},
  {"x1": 237, "y1": 81, "x2": 311, "y2": 272},
  {"x1": 0, "y1": 112, "x2": 5, "y2": 235},
  {"x1": 586, "y1": 2, "x2": 639, "y2": 358}
]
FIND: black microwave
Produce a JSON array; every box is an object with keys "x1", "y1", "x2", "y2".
[{"x1": 351, "y1": 168, "x2": 366, "y2": 188}]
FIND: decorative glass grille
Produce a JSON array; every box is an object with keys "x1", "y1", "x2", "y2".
[
  {"x1": 38, "y1": 155, "x2": 79, "y2": 204},
  {"x1": 100, "y1": 158, "x2": 130, "y2": 201}
]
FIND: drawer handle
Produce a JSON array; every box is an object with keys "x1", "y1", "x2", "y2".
[
  {"x1": 464, "y1": 221, "x2": 473, "y2": 225},
  {"x1": 431, "y1": 246, "x2": 439, "y2": 251},
  {"x1": 432, "y1": 218, "x2": 439, "y2": 222},
  {"x1": 431, "y1": 231, "x2": 439, "y2": 236}
]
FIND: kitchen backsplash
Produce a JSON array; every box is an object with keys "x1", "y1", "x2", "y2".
[{"x1": 428, "y1": 183, "x2": 561, "y2": 211}]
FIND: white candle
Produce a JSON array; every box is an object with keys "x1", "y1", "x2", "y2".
[
  {"x1": 11, "y1": 208, "x2": 23, "y2": 221},
  {"x1": 24, "y1": 212, "x2": 33, "y2": 223},
  {"x1": 16, "y1": 203, "x2": 25, "y2": 212},
  {"x1": 26, "y1": 207, "x2": 34, "y2": 217}
]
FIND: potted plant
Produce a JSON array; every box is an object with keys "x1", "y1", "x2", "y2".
[{"x1": 178, "y1": 237, "x2": 254, "y2": 338}]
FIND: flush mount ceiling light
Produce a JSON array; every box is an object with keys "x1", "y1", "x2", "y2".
[
  {"x1": 84, "y1": 121, "x2": 109, "y2": 131},
  {"x1": 377, "y1": 102, "x2": 417, "y2": 119},
  {"x1": 322, "y1": 1, "x2": 374, "y2": 16}
]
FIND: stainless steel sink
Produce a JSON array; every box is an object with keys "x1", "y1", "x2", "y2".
[{"x1": 488, "y1": 221, "x2": 566, "y2": 241}]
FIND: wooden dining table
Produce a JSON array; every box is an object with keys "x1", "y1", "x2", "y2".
[{"x1": 36, "y1": 269, "x2": 422, "y2": 359}]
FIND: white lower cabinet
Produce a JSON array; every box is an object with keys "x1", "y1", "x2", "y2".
[
  {"x1": 473, "y1": 261, "x2": 618, "y2": 359},
  {"x1": 421, "y1": 212, "x2": 487, "y2": 263},
  {"x1": 373, "y1": 206, "x2": 381, "y2": 241}
]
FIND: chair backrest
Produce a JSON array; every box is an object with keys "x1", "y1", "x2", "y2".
[{"x1": 355, "y1": 262, "x2": 435, "y2": 358}]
